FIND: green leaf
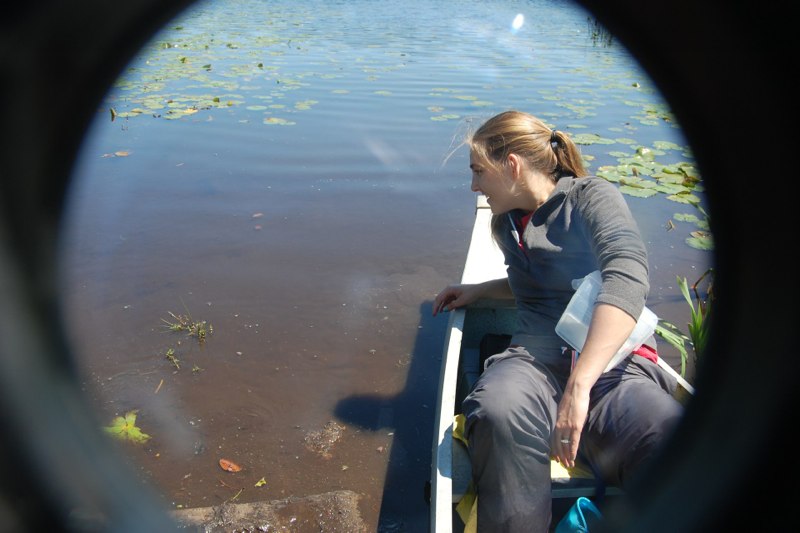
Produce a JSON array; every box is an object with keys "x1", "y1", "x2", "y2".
[
  {"x1": 653, "y1": 140, "x2": 683, "y2": 150},
  {"x1": 655, "y1": 321, "x2": 690, "y2": 377},
  {"x1": 619, "y1": 185, "x2": 659, "y2": 198},
  {"x1": 654, "y1": 182, "x2": 689, "y2": 194},
  {"x1": 572, "y1": 133, "x2": 615, "y2": 145},
  {"x1": 665, "y1": 193, "x2": 701, "y2": 205},
  {"x1": 686, "y1": 232, "x2": 714, "y2": 250},
  {"x1": 104, "y1": 410, "x2": 151, "y2": 444},
  {"x1": 673, "y1": 213, "x2": 701, "y2": 224}
]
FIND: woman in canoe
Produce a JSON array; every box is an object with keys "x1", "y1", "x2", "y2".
[{"x1": 433, "y1": 110, "x2": 682, "y2": 532}]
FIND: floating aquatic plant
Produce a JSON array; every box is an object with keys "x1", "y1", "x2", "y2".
[
  {"x1": 161, "y1": 304, "x2": 213, "y2": 343},
  {"x1": 104, "y1": 410, "x2": 151, "y2": 444}
]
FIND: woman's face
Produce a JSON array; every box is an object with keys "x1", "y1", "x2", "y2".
[{"x1": 469, "y1": 150, "x2": 516, "y2": 214}]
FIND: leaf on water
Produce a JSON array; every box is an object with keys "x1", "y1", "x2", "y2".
[
  {"x1": 654, "y1": 182, "x2": 689, "y2": 195},
  {"x1": 110, "y1": 108, "x2": 117, "y2": 121},
  {"x1": 430, "y1": 114, "x2": 461, "y2": 121},
  {"x1": 104, "y1": 411, "x2": 151, "y2": 443},
  {"x1": 653, "y1": 140, "x2": 683, "y2": 151},
  {"x1": 374, "y1": 90, "x2": 392, "y2": 96},
  {"x1": 686, "y1": 231, "x2": 714, "y2": 250},
  {"x1": 674, "y1": 213, "x2": 701, "y2": 224},
  {"x1": 619, "y1": 185, "x2": 659, "y2": 198},
  {"x1": 263, "y1": 117, "x2": 296, "y2": 126},
  {"x1": 219, "y1": 458, "x2": 242, "y2": 472},
  {"x1": 572, "y1": 133, "x2": 615, "y2": 145},
  {"x1": 596, "y1": 166, "x2": 623, "y2": 183},
  {"x1": 294, "y1": 99, "x2": 318, "y2": 110},
  {"x1": 652, "y1": 167, "x2": 685, "y2": 180},
  {"x1": 255, "y1": 477, "x2": 267, "y2": 487},
  {"x1": 666, "y1": 192, "x2": 701, "y2": 205}
]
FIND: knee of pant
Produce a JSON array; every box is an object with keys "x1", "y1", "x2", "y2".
[
  {"x1": 463, "y1": 385, "x2": 513, "y2": 435},
  {"x1": 463, "y1": 384, "x2": 547, "y2": 441}
]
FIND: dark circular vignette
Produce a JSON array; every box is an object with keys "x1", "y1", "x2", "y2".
[{"x1": 0, "y1": 1, "x2": 795, "y2": 531}]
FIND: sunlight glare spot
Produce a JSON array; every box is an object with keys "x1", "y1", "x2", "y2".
[{"x1": 511, "y1": 14, "x2": 524, "y2": 32}]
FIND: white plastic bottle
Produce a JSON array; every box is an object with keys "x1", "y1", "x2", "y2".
[{"x1": 555, "y1": 271, "x2": 658, "y2": 373}]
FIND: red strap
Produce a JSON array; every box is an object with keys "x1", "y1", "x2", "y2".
[{"x1": 632, "y1": 344, "x2": 658, "y2": 364}]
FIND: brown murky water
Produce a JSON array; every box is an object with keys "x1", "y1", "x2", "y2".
[{"x1": 57, "y1": 1, "x2": 712, "y2": 531}]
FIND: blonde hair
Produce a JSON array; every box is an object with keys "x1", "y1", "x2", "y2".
[{"x1": 468, "y1": 110, "x2": 587, "y2": 180}]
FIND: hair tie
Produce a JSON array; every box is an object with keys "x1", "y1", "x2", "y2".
[
  {"x1": 550, "y1": 129, "x2": 559, "y2": 147},
  {"x1": 550, "y1": 129, "x2": 562, "y2": 178}
]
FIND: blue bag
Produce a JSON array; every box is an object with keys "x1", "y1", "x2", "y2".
[{"x1": 554, "y1": 496, "x2": 602, "y2": 532}]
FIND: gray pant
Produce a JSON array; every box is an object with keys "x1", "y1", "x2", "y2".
[{"x1": 462, "y1": 346, "x2": 683, "y2": 532}]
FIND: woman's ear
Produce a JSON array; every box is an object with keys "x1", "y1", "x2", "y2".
[{"x1": 506, "y1": 153, "x2": 523, "y2": 180}]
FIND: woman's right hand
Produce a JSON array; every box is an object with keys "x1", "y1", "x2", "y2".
[{"x1": 432, "y1": 283, "x2": 482, "y2": 316}]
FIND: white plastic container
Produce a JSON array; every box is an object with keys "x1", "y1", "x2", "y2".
[{"x1": 555, "y1": 271, "x2": 658, "y2": 373}]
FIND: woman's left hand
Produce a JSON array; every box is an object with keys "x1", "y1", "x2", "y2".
[{"x1": 551, "y1": 385, "x2": 591, "y2": 469}]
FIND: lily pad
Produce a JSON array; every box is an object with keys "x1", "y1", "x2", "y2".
[
  {"x1": 674, "y1": 213, "x2": 710, "y2": 230},
  {"x1": 104, "y1": 411, "x2": 151, "y2": 444},
  {"x1": 666, "y1": 192, "x2": 702, "y2": 205},
  {"x1": 686, "y1": 231, "x2": 714, "y2": 250},
  {"x1": 653, "y1": 140, "x2": 683, "y2": 150},
  {"x1": 572, "y1": 133, "x2": 615, "y2": 145},
  {"x1": 294, "y1": 99, "x2": 318, "y2": 110},
  {"x1": 653, "y1": 182, "x2": 690, "y2": 195},
  {"x1": 263, "y1": 117, "x2": 296, "y2": 126},
  {"x1": 619, "y1": 184, "x2": 659, "y2": 198}
]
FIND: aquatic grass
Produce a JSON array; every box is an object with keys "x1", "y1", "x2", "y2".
[
  {"x1": 165, "y1": 347, "x2": 180, "y2": 370},
  {"x1": 161, "y1": 301, "x2": 213, "y2": 343},
  {"x1": 654, "y1": 321, "x2": 690, "y2": 377},
  {"x1": 655, "y1": 269, "x2": 714, "y2": 377}
]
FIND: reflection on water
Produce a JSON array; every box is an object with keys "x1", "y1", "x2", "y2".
[{"x1": 59, "y1": 0, "x2": 711, "y2": 530}]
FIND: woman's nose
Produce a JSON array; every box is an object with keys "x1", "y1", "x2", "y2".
[{"x1": 470, "y1": 176, "x2": 480, "y2": 192}]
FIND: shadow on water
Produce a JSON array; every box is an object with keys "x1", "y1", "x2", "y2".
[{"x1": 335, "y1": 300, "x2": 447, "y2": 532}]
